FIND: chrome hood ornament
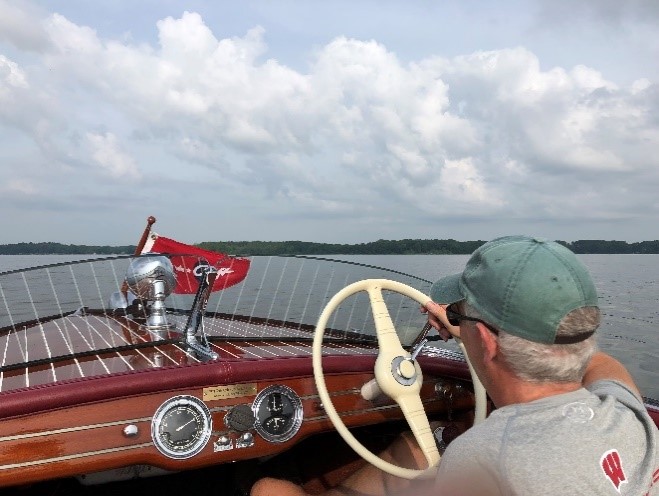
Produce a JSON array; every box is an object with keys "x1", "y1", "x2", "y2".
[
  {"x1": 125, "y1": 256, "x2": 177, "y2": 332},
  {"x1": 125, "y1": 256, "x2": 177, "y2": 300}
]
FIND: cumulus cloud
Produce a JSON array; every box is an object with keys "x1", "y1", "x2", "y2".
[
  {"x1": 0, "y1": 54, "x2": 27, "y2": 88},
  {"x1": 86, "y1": 132, "x2": 141, "y2": 179},
  {"x1": 1, "y1": 4, "x2": 658, "y2": 242},
  {"x1": 0, "y1": 54, "x2": 32, "y2": 124},
  {"x1": 0, "y1": 0, "x2": 49, "y2": 51}
]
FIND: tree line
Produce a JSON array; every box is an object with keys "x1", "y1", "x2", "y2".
[
  {"x1": 0, "y1": 242, "x2": 137, "y2": 255},
  {"x1": 2, "y1": 239, "x2": 659, "y2": 255}
]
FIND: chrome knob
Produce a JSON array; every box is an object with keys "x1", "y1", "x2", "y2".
[{"x1": 123, "y1": 424, "x2": 139, "y2": 437}]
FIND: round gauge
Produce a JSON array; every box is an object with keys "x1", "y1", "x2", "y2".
[
  {"x1": 252, "y1": 385, "x2": 303, "y2": 443},
  {"x1": 151, "y1": 395, "x2": 212, "y2": 459}
]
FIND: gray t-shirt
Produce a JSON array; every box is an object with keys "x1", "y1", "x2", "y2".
[{"x1": 436, "y1": 381, "x2": 658, "y2": 495}]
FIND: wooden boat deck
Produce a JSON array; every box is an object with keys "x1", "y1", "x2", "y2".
[{"x1": 0, "y1": 310, "x2": 390, "y2": 394}]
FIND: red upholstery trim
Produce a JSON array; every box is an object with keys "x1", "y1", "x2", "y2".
[
  {"x1": 646, "y1": 402, "x2": 659, "y2": 428},
  {"x1": 0, "y1": 355, "x2": 370, "y2": 419},
  {"x1": 0, "y1": 354, "x2": 473, "y2": 420},
  {"x1": 417, "y1": 355, "x2": 472, "y2": 381}
]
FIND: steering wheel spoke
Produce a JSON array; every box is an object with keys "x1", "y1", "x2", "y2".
[
  {"x1": 397, "y1": 393, "x2": 439, "y2": 468},
  {"x1": 366, "y1": 285, "x2": 405, "y2": 355}
]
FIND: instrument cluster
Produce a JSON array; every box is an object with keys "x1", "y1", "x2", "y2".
[{"x1": 151, "y1": 384, "x2": 304, "y2": 460}]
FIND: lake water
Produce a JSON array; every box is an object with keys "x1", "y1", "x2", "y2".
[{"x1": 1, "y1": 254, "x2": 657, "y2": 400}]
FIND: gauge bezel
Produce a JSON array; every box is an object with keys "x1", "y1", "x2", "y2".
[
  {"x1": 252, "y1": 385, "x2": 303, "y2": 443},
  {"x1": 151, "y1": 395, "x2": 212, "y2": 459}
]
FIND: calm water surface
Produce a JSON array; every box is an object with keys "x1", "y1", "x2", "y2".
[{"x1": 1, "y1": 254, "x2": 657, "y2": 400}]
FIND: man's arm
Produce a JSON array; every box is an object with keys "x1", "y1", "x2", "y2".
[{"x1": 582, "y1": 351, "x2": 642, "y2": 397}]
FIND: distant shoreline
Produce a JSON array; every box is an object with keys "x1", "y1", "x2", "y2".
[{"x1": 2, "y1": 239, "x2": 659, "y2": 255}]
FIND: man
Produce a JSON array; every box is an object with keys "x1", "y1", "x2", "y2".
[
  {"x1": 252, "y1": 236, "x2": 658, "y2": 495},
  {"x1": 424, "y1": 235, "x2": 658, "y2": 495}
]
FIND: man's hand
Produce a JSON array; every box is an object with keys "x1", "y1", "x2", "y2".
[{"x1": 421, "y1": 301, "x2": 461, "y2": 341}]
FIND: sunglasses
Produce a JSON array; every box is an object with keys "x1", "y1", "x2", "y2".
[{"x1": 445, "y1": 304, "x2": 499, "y2": 336}]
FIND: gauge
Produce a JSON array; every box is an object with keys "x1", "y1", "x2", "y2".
[
  {"x1": 151, "y1": 395, "x2": 212, "y2": 459},
  {"x1": 252, "y1": 385, "x2": 303, "y2": 443}
]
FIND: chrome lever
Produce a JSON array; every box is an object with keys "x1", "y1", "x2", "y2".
[{"x1": 410, "y1": 338, "x2": 428, "y2": 361}]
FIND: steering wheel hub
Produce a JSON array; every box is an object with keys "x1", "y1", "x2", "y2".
[{"x1": 392, "y1": 356, "x2": 417, "y2": 384}]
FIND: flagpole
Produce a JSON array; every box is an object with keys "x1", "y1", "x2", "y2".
[
  {"x1": 120, "y1": 216, "x2": 157, "y2": 301},
  {"x1": 133, "y1": 216, "x2": 157, "y2": 255}
]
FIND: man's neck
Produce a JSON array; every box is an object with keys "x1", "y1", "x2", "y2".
[{"x1": 487, "y1": 366, "x2": 582, "y2": 407}]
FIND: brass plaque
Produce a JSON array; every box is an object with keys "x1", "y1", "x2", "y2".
[{"x1": 203, "y1": 383, "x2": 257, "y2": 401}]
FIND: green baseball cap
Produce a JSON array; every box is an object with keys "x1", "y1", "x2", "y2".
[{"x1": 430, "y1": 235, "x2": 599, "y2": 344}]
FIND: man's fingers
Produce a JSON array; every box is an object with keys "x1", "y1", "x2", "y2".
[{"x1": 422, "y1": 301, "x2": 461, "y2": 339}]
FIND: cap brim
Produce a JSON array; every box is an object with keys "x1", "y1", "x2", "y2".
[{"x1": 430, "y1": 273, "x2": 464, "y2": 304}]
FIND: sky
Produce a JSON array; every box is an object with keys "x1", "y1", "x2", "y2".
[{"x1": 1, "y1": 0, "x2": 658, "y2": 245}]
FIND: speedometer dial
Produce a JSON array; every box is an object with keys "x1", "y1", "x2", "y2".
[{"x1": 151, "y1": 395, "x2": 212, "y2": 459}]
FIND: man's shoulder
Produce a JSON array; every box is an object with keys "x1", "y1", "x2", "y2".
[{"x1": 587, "y1": 379, "x2": 646, "y2": 409}]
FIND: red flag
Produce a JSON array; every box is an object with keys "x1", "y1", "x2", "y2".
[{"x1": 141, "y1": 233, "x2": 250, "y2": 294}]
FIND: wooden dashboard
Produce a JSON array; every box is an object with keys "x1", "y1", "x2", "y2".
[{"x1": 0, "y1": 355, "x2": 474, "y2": 488}]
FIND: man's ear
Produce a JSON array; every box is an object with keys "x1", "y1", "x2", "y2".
[{"x1": 476, "y1": 323, "x2": 498, "y2": 362}]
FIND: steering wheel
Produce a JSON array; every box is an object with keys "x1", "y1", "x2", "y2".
[{"x1": 312, "y1": 279, "x2": 487, "y2": 480}]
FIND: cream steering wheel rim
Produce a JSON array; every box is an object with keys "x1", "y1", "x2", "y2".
[{"x1": 312, "y1": 279, "x2": 487, "y2": 480}]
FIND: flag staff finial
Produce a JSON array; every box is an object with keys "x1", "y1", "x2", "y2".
[{"x1": 134, "y1": 216, "x2": 157, "y2": 255}]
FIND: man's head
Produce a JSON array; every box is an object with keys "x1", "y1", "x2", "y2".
[
  {"x1": 431, "y1": 235, "x2": 599, "y2": 345},
  {"x1": 431, "y1": 236, "x2": 600, "y2": 383}
]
